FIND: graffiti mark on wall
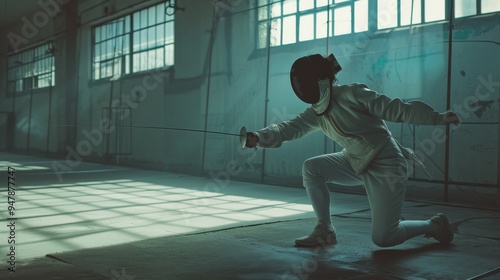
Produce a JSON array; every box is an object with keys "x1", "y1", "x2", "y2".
[{"x1": 469, "y1": 99, "x2": 496, "y2": 118}]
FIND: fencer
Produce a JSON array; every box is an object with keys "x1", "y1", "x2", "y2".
[{"x1": 245, "y1": 53, "x2": 459, "y2": 247}]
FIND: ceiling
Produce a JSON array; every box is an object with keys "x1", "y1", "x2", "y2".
[{"x1": 0, "y1": 0, "x2": 57, "y2": 28}]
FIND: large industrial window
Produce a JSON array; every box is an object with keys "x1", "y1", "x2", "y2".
[
  {"x1": 6, "y1": 42, "x2": 55, "y2": 93},
  {"x1": 377, "y1": 0, "x2": 445, "y2": 29},
  {"x1": 256, "y1": 0, "x2": 369, "y2": 49},
  {"x1": 455, "y1": 0, "x2": 500, "y2": 18},
  {"x1": 257, "y1": 0, "x2": 500, "y2": 48},
  {"x1": 378, "y1": 0, "x2": 500, "y2": 29},
  {"x1": 92, "y1": 2, "x2": 174, "y2": 80}
]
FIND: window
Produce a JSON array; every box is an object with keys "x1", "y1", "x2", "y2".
[
  {"x1": 455, "y1": 0, "x2": 500, "y2": 18},
  {"x1": 256, "y1": 0, "x2": 500, "y2": 49},
  {"x1": 377, "y1": 0, "x2": 444, "y2": 29},
  {"x1": 6, "y1": 42, "x2": 55, "y2": 93},
  {"x1": 257, "y1": 0, "x2": 369, "y2": 49},
  {"x1": 378, "y1": 0, "x2": 500, "y2": 30},
  {"x1": 92, "y1": 2, "x2": 174, "y2": 80}
]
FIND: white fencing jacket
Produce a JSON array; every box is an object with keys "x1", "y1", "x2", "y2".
[{"x1": 256, "y1": 82, "x2": 446, "y2": 176}]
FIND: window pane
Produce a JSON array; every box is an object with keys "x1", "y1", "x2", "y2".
[
  {"x1": 166, "y1": 22, "x2": 174, "y2": 44},
  {"x1": 123, "y1": 34, "x2": 130, "y2": 54},
  {"x1": 481, "y1": 0, "x2": 500, "y2": 14},
  {"x1": 400, "y1": 0, "x2": 421, "y2": 25},
  {"x1": 133, "y1": 32, "x2": 140, "y2": 51},
  {"x1": 354, "y1": 0, "x2": 369, "y2": 32},
  {"x1": 299, "y1": 0, "x2": 314, "y2": 11},
  {"x1": 95, "y1": 27, "x2": 101, "y2": 42},
  {"x1": 24, "y1": 51, "x2": 33, "y2": 63},
  {"x1": 115, "y1": 36, "x2": 124, "y2": 51},
  {"x1": 116, "y1": 20, "x2": 124, "y2": 35},
  {"x1": 165, "y1": 44, "x2": 174, "y2": 66},
  {"x1": 316, "y1": 11, "x2": 328, "y2": 39},
  {"x1": 258, "y1": 3, "x2": 268, "y2": 20},
  {"x1": 270, "y1": 18, "x2": 281, "y2": 46},
  {"x1": 115, "y1": 57, "x2": 121, "y2": 76},
  {"x1": 92, "y1": 66, "x2": 101, "y2": 84},
  {"x1": 378, "y1": 0, "x2": 398, "y2": 29},
  {"x1": 133, "y1": 53, "x2": 140, "y2": 72},
  {"x1": 155, "y1": 48, "x2": 164, "y2": 68},
  {"x1": 148, "y1": 26, "x2": 156, "y2": 48},
  {"x1": 148, "y1": 6, "x2": 156, "y2": 26},
  {"x1": 299, "y1": 14, "x2": 314, "y2": 41},
  {"x1": 425, "y1": 0, "x2": 445, "y2": 22},
  {"x1": 455, "y1": 0, "x2": 476, "y2": 18},
  {"x1": 140, "y1": 9, "x2": 148, "y2": 28},
  {"x1": 329, "y1": 10, "x2": 333, "y2": 36},
  {"x1": 106, "y1": 40, "x2": 113, "y2": 59},
  {"x1": 334, "y1": 6, "x2": 351, "y2": 35},
  {"x1": 106, "y1": 22, "x2": 115, "y2": 38},
  {"x1": 140, "y1": 52, "x2": 148, "y2": 71},
  {"x1": 283, "y1": 0, "x2": 297, "y2": 15},
  {"x1": 282, "y1": 15, "x2": 296, "y2": 44},
  {"x1": 258, "y1": 22, "x2": 268, "y2": 48},
  {"x1": 157, "y1": 24, "x2": 165, "y2": 45},
  {"x1": 147, "y1": 49, "x2": 154, "y2": 69},
  {"x1": 140, "y1": 29, "x2": 147, "y2": 50},
  {"x1": 271, "y1": 2, "x2": 281, "y2": 17},
  {"x1": 125, "y1": 55, "x2": 130, "y2": 74},
  {"x1": 157, "y1": 3, "x2": 165, "y2": 24},
  {"x1": 335, "y1": 0, "x2": 350, "y2": 3},
  {"x1": 125, "y1": 15, "x2": 130, "y2": 33},
  {"x1": 133, "y1": 12, "x2": 141, "y2": 30},
  {"x1": 100, "y1": 60, "x2": 113, "y2": 78}
]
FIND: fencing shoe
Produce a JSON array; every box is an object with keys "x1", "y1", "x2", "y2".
[
  {"x1": 295, "y1": 223, "x2": 337, "y2": 247},
  {"x1": 425, "y1": 213, "x2": 454, "y2": 244}
]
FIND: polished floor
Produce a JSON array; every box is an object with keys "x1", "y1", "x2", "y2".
[{"x1": 0, "y1": 152, "x2": 499, "y2": 280}]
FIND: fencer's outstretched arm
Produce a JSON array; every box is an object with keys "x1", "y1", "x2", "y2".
[
  {"x1": 252, "y1": 108, "x2": 320, "y2": 148},
  {"x1": 354, "y1": 84, "x2": 460, "y2": 126}
]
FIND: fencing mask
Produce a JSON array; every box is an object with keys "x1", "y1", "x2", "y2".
[{"x1": 290, "y1": 53, "x2": 342, "y2": 115}]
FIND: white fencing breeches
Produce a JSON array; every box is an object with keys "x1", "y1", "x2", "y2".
[{"x1": 302, "y1": 138, "x2": 437, "y2": 247}]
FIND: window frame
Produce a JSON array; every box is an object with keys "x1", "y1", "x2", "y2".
[
  {"x1": 454, "y1": 0, "x2": 500, "y2": 19},
  {"x1": 91, "y1": 2, "x2": 175, "y2": 81},
  {"x1": 256, "y1": 0, "x2": 365, "y2": 49},
  {"x1": 6, "y1": 42, "x2": 56, "y2": 95},
  {"x1": 255, "y1": 0, "x2": 500, "y2": 50}
]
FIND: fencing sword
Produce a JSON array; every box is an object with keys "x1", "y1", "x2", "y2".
[{"x1": 49, "y1": 123, "x2": 250, "y2": 148}]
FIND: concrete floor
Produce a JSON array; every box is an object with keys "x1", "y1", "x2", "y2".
[{"x1": 0, "y1": 152, "x2": 499, "y2": 280}]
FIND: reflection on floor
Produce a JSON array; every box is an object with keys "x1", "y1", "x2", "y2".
[{"x1": 0, "y1": 152, "x2": 499, "y2": 280}]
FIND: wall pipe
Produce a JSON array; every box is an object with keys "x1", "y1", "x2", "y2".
[
  {"x1": 27, "y1": 67, "x2": 35, "y2": 153},
  {"x1": 260, "y1": 17, "x2": 272, "y2": 184},
  {"x1": 200, "y1": 4, "x2": 218, "y2": 175},
  {"x1": 45, "y1": 74, "x2": 53, "y2": 156},
  {"x1": 443, "y1": 0, "x2": 455, "y2": 202},
  {"x1": 324, "y1": 0, "x2": 331, "y2": 156},
  {"x1": 498, "y1": 77, "x2": 500, "y2": 207},
  {"x1": 73, "y1": 7, "x2": 82, "y2": 161}
]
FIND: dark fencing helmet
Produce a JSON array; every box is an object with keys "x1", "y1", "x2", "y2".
[{"x1": 290, "y1": 53, "x2": 342, "y2": 104}]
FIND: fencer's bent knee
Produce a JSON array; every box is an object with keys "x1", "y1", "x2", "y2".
[
  {"x1": 371, "y1": 235, "x2": 395, "y2": 248},
  {"x1": 302, "y1": 158, "x2": 318, "y2": 179}
]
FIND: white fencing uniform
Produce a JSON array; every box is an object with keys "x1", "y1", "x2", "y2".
[{"x1": 255, "y1": 82, "x2": 444, "y2": 246}]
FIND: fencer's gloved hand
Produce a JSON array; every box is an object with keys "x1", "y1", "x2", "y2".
[
  {"x1": 245, "y1": 132, "x2": 259, "y2": 148},
  {"x1": 442, "y1": 111, "x2": 461, "y2": 126}
]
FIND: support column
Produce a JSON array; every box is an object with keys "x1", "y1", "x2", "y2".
[{"x1": 56, "y1": 1, "x2": 79, "y2": 154}]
